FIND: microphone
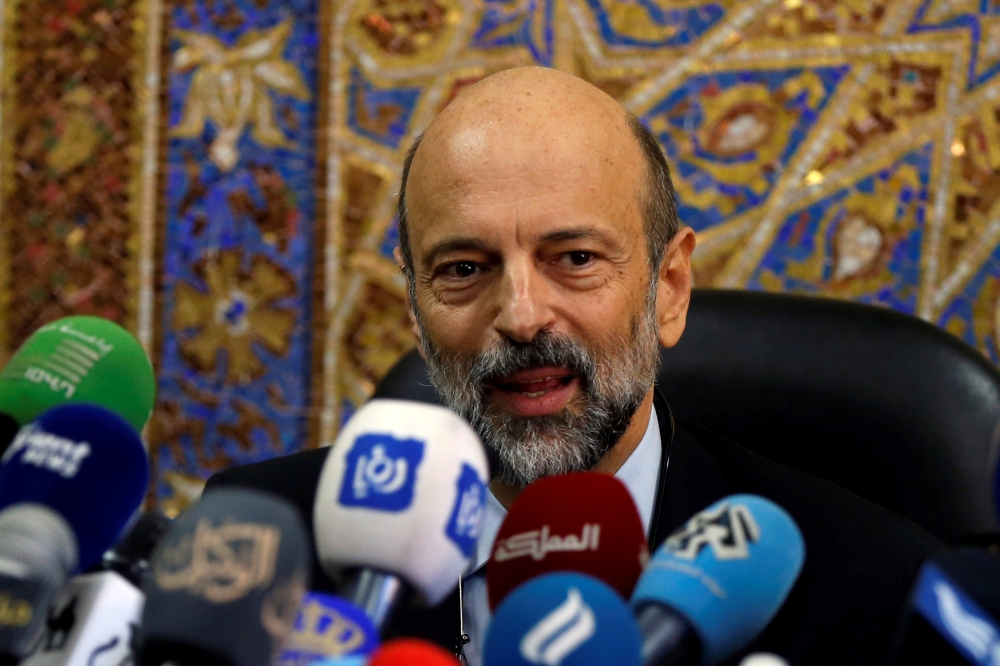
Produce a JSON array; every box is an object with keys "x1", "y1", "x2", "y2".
[
  {"x1": 138, "y1": 487, "x2": 311, "y2": 666},
  {"x1": 312, "y1": 399, "x2": 489, "y2": 628},
  {"x1": 630, "y1": 494, "x2": 805, "y2": 666},
  {"x1": 22, "y1": 515, "x2": 172, "y2": 666},
  {"x1": 886, "y1": 547, "x2": 1000, "y2": 665},
  {"x1": 738, "y1": 655, "x2": 789, "y2": 666},
  {"x1": 101, "y1": 512, "x2": 173, "y2": 587},
  {"x1": 20, "y1": 568, "x2": 143, "y2": 666},
  {"x1": 486, "y1": 472, "x2": 647, "y2": 610},
  {"x1": 278, "y1": 592, "x2": 379, "y2": 666},
  {"x1": 0, "y1": 316, "x2": 155, "y2": 437},
  {"x1": 0, "y1": 504, "x2": 78, "y2": 666},
  {"x1": 483, "y1": 571, "x2": 643, "y2": 666},
  {"x1": 368, "y1": 638, "x2": 461, "y2": 665},
  {"x1": 0, "y1": 403, "x2": 149, "y2": 571}
]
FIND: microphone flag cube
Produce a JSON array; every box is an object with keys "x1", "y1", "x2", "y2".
[
  {"x1": 20, "y1": 570, "x2": 144, "y2": 666},
  {"x1": 631, "y1": 494, "x2": 805, "y2": 665},
  {"x1": 484, "y1": 572, "x2": 642, "y2": 666},
  {"x1": 313, "y1": 399, "x2": 489, "y2": 605},
  {"x1": 368, "y1": 639, "x2": 461, "y2": 665},
  {"x1": 487, "y1": 472, "x2": 647, "y2": 610},
  {"x1": 0, "y1": 316, "x2": 155, "y2": 432},
  {"x1": 0, "y1": 403, "x2": 149, "y2": 571},
  {"x1": 278, "y1": 592, "x2": 379, "y2": 666},
  {"x1": 139, "y1": 488, "x2": 311, "y2": 666}
]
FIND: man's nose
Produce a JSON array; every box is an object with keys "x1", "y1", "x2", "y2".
[{"x1": 492, "y1": 260, "x2": 555, "y2": 344}]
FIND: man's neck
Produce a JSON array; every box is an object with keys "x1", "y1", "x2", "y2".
[{"x1": 489, "y1": 389, "x2": 656, "y2": 509}]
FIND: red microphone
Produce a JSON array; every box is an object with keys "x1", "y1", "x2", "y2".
[
  {"x1": 486, "y1": 472, "x2": 648, "y2": 610},
  {"x1": 367, "y1": 639, "x2": 461, "y2": 665}
]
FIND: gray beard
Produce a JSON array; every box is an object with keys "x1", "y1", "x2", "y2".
[{"x1": 416, "y1": 286, "x2": 661, "y2": 488}]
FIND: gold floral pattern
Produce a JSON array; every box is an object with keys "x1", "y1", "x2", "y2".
[
  {"x1": 171, "y1": 19, "x2": 311, "y2": 170},
  {"x1": 173, "y1": 250, "x2": 296, "y2": 384}
]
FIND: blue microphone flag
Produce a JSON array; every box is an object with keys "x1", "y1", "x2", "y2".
[
  {"x1": 484, "y1": 572, "x2": 641, "y2": 666},
  {"x1": 0, "y1": 403, "x2": 149, "y2": 570},
  {"x1": 631, "y1": 494, "x2": 804, "y2": 665},
  {"x1": 278, "y1": 592, "x2": 379, "y2": 666},
  {"x1": 911, "y1": 560, "x2": 1000, "y2": 664}
]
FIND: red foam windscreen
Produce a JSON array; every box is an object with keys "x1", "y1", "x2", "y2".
[
  {"x1": 486, "y1": 472, "x2": 648, "y2": 610},
  {"x1": 368, "y1": 639, "x2": 461, "y2": 665}
]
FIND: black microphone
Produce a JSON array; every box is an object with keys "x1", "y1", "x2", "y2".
[
  {"x1": 0, "y1": 504, "x2": 78, "y2": 666},
  {"x1": 100, "y1": 512, "x2": 172, "y2": 587},
  {"x1": 138, "y1": 488, "x2": 311, "y2": 666},
  {"x1": 886, "y1": 547, "x2": 1000, "y2": 665}
]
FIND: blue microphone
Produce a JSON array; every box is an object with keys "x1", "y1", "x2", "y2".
[
  {"x1": 311, "y1": 659, "x2": 367, "y2": 666},
  {"x1": 886, "y1": 547, "x2": 1000, "y2": 665},
  {"x1": 278, "y1": 592, "x2": 379, "y2": 666},
  {"x1": 630, "y1": 495, "x2": 804, "y2": 665},
  {"x1": 484, "y1": 572, "x2": 642, "y2": 666},
  {"x1": 0, "y1": 403, "x2": 149, "y2": 571}
]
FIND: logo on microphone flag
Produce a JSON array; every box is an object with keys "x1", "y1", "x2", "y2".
[
  {"x1": 664, "y1": 501, "x2": 761, "y2": 561},
  {"x1": 152, "y1": 520, "x2": 281, "y2": 603},
  {"x1": 520, "y1": 588, "x2": 596, "y2": 665},
  {"x1": 339, "y1": 434, "x2": 424, "y2": 512},
  {"x1": 2, "y1": 423, "x2": 91, "y2": 479},
  {"x1": 446, "y1": 463, "x2": 486, "y2": 557},
  {"x1": 278, "y1": 592, "x2": 378, "y2": 666},
  {"x1": 913, "y1": 562, "x2": 1000, "y2": 665}
]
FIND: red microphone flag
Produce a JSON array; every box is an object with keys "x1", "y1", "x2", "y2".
[
  {"x1": 486, "y1": 472, "x2": 648, "y2": 610},
  {"x1": 368, "y1": 639, "x2": 461, "y2": 665}
]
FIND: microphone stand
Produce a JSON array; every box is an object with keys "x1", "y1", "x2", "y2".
[{"x1": 342, "y1": 569, "x2": 409, "y2": 632}]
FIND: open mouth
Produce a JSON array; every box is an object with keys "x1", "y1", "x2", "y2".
[{"x1": 486, "y1": 366, "x2": 579, "y2": 416}]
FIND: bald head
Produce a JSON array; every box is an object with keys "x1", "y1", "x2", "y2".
[{"x1": 397, "y1": 67, "x2": 679, "y2": 285}]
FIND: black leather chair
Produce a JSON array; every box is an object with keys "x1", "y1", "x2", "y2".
[{"x1": 373, "y1": 289, "x2": 1000, "y2": 541}]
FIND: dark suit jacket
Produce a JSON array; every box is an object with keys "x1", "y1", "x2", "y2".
[{"x1": 206, "y1": 389, "x2": 939, "y2": 665}]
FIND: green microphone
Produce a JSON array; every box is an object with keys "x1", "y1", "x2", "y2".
[{"x1": 0, "y1": 316, "x2": 155, "y2": 432}]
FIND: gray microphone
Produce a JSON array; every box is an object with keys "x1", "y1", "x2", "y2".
[{"x1": 0, "y1": 504, "x2": 78, "y2": 666}]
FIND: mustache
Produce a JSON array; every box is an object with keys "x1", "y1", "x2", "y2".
[{"x1": 466, "y1": 330, "x2": 597, "y2": 388}]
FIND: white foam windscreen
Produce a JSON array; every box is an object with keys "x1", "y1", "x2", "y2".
[{"x1": 313, "y1": 399, "x2": 489, "y2": 605}]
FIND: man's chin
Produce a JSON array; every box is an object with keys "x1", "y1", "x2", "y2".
[{"x1": 485, "y1": 376, "x2": 581, "y2": 418}]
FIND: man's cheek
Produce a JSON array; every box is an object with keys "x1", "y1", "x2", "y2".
[{"x1": 423, "y1": 296, "x2": 481, "y2": 335}]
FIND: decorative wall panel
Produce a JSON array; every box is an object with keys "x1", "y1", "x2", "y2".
[
  {"x1": 7, "y1": 0, "x2": 1000, "y2": 512},
  {"x1": 151, "y1": 0, "x2": 321, "y2": 514},
  {"x1": 0, "y1": 0, "x2": 150, "y2": 354}
]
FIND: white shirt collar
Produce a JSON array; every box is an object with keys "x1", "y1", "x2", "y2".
[{"x1": 469, "y1": 406, "x2": 663, "y2": 574}]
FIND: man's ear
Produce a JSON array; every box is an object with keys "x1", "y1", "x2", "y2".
[
  {"x1": 655, "y1": 227, "x2": 696, "y2": 349},
  {"x1": 394, "y1": 247, "x2": 427, "y2": 360}
]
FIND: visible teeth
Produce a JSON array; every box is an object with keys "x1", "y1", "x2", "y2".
[
  {"x1": 521, "y1": 391, "x2": 547, "y2": 398},
  {"x1": 512, "y1": 375, "x2": 564, "y2": 386}
]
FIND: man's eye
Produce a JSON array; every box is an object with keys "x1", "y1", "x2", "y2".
[
  {"x1": 566, "y1": 251, "x2": 593, "y2": 267},
  {"x1": 443, "y1": 261, "x2": 479, "y2": 278}
]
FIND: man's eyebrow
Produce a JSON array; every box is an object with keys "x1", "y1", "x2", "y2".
[
  {"x1": 423, "y1": 238, "x2": 496, "y2": 267},
  {"x1": 539, "y1": 227, "x2": 620, "y2": 246}
]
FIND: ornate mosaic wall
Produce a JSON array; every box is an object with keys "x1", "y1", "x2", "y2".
[{"x1": 5, "y1": 0, "x2": 1000, "y2": 512}]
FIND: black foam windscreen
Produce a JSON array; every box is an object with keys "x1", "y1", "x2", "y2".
[{"x1": 138, "y1": 488, "x2": 311, "y2": 666}]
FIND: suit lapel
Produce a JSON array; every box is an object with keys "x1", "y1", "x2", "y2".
[{"x1": 649, "y1": 388, "x2": 730, "y2": 549}]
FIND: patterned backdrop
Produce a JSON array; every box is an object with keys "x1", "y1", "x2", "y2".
[{"x1": 2, "y1": 0, "x2": 1000, "y2": 513}]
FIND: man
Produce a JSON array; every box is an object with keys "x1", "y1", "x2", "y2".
[{"x1": 208, "y1": 67, "x2": 938, "y2": 665}]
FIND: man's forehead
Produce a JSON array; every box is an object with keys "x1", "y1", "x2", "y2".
[{"x1": 411, "y1": 69, "x2": 640, "y2": 179}]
